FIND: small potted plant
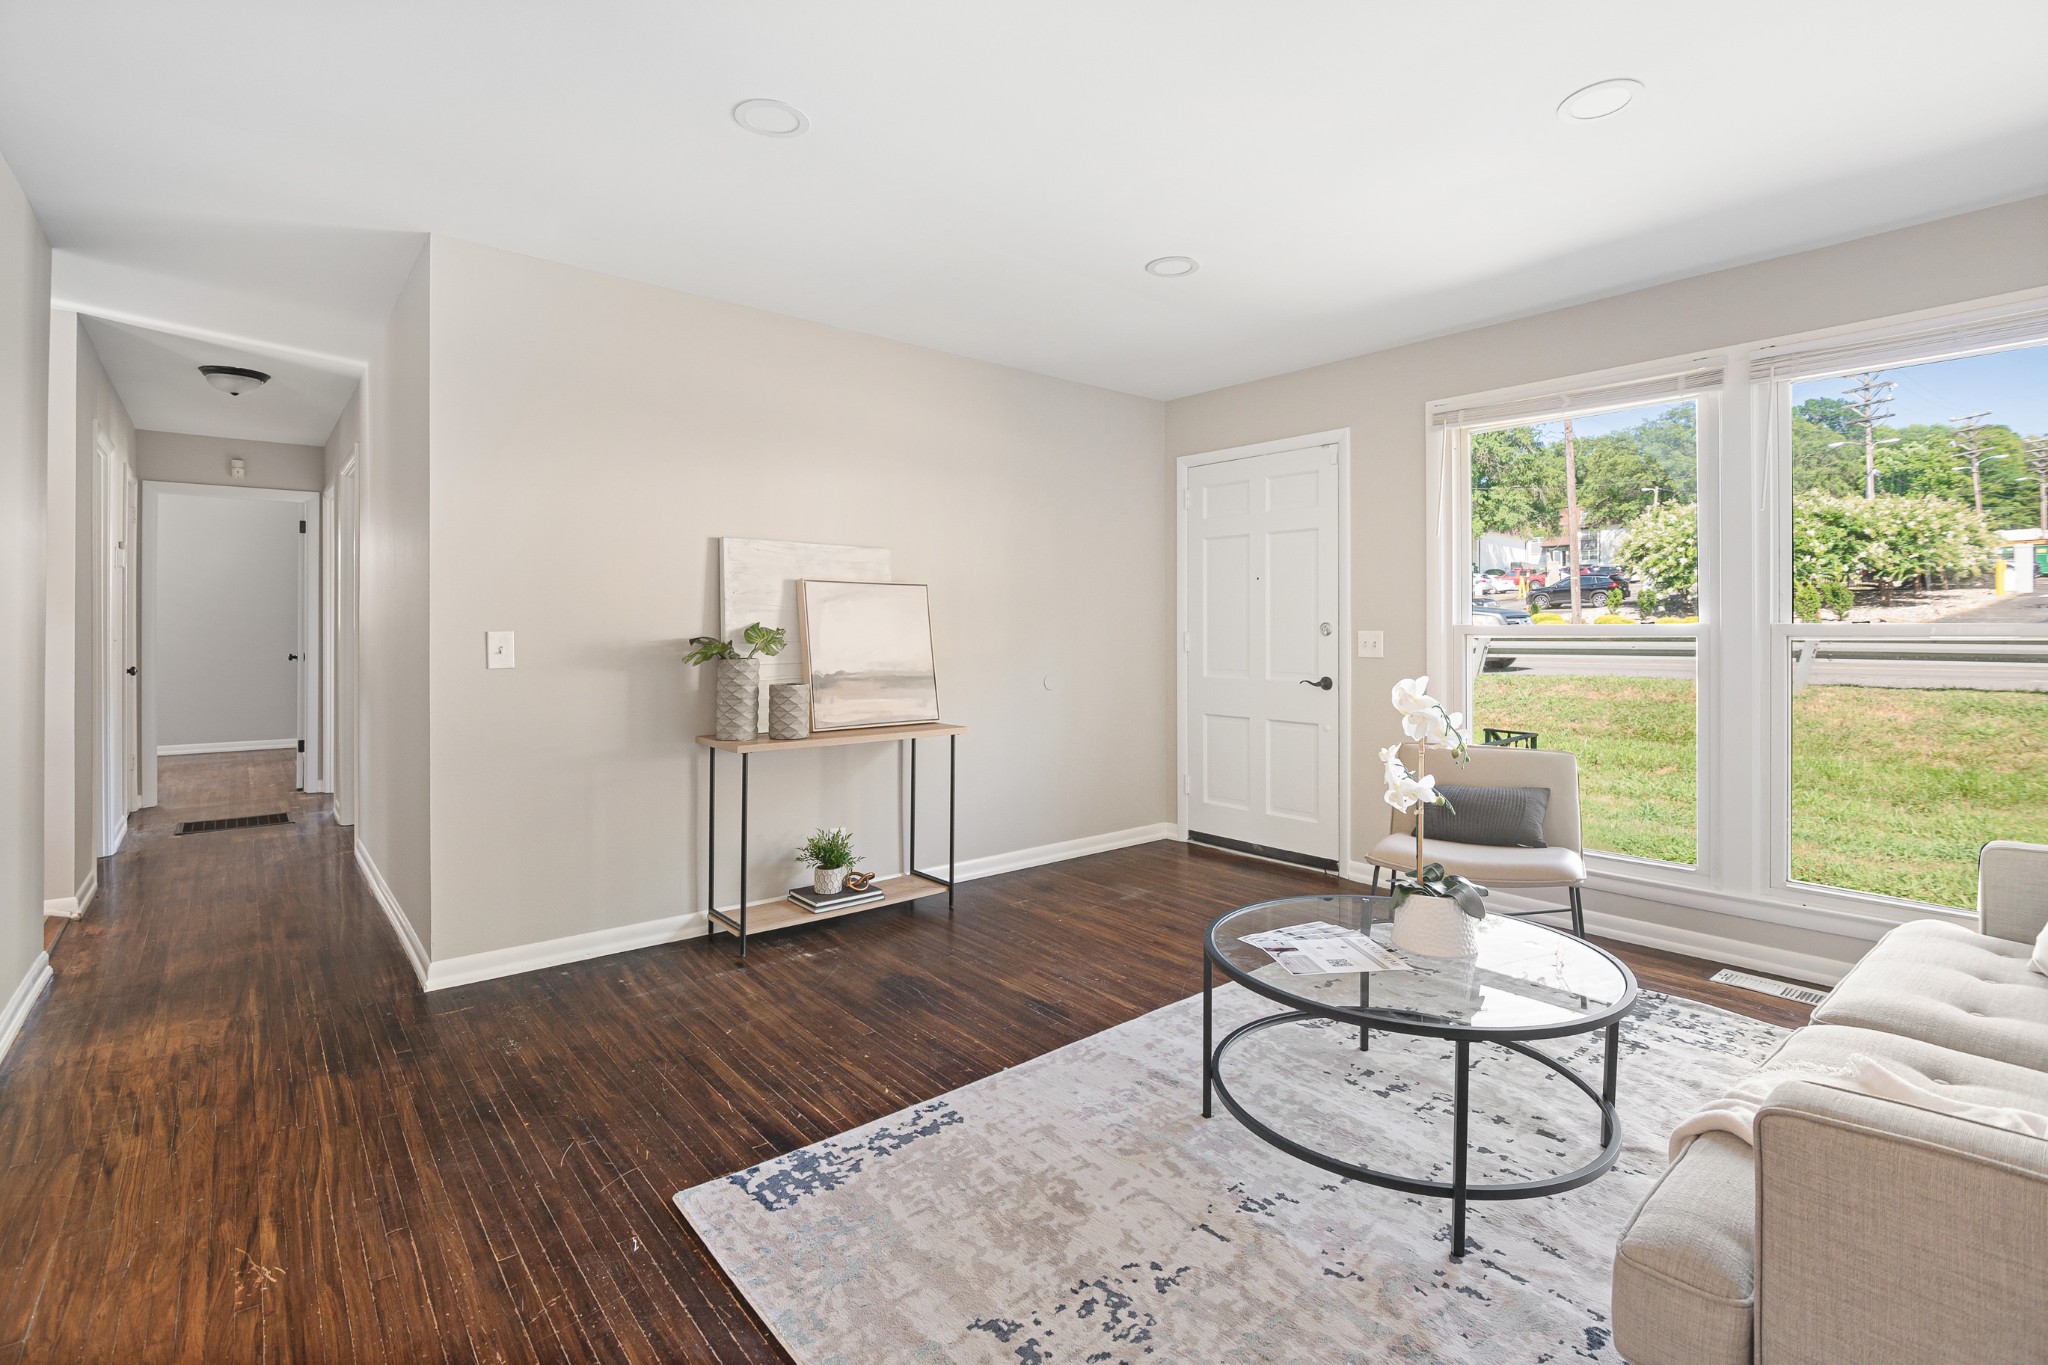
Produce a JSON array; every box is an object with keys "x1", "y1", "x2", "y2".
[
  {"x1": 1381, "y1": 675, "x2": 1488, "y2": 956},
  {"x1": 796, "y1": 827, "x2": 861, "y2": 896},
  {"x1": 685, "y1": 624, "x2": 787, "y2": 742}
]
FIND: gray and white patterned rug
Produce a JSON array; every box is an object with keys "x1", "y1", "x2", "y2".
[{"x1": 675, "y1": 984, "x2": 1783, "y2": 1364}]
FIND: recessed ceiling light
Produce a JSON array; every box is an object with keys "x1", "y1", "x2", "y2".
[
  {"x1": 198, "y1": 364, "x2": 270, "y2": 397},
  {"x1": 1557, "y1": 78, "x2": 1643, "y2": 122},
  {"x1": 1145, "y1": 256, "x2": 1199, "y2": 278},
  {"x1": 732, "y1": 99, "x2": 809, "y2": 138}
]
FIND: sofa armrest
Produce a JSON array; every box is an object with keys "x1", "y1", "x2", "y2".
[
  {"x1": 1979, "y1": 840, "x2": 2048, "y2": 945},
  {"x1": 1755, "y1": 1079, "x2": 2048, "y2": 1365}
]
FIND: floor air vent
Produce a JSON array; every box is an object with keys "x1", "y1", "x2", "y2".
[
  {"x1": 1709, "y1": 968, "x2": 1829, "y2": 1007},
  {"x1": 175, "y1": 813, "x2": 293, "y2": 836}
]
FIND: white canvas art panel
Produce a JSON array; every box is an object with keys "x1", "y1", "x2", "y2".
[
  {"x1": 720, "y1": 539, "x2": 891, "y2": 722},
  {"x1": 800, "y1": 581, "x2": 940, "y2": 730}
]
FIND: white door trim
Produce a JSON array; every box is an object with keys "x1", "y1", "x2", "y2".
[
  {"x1": 1175, "y1": 429, "x2": 1353, "y2": 875},
  {"x1": 93, "y1": 427, "x2": 126, "y2": 857},
  {"x1": 334, "y1": 451, "x2": 360, "y2": 826},
  {"x1": 139, "y1": 480, "x2": 321, "y2": 805}
]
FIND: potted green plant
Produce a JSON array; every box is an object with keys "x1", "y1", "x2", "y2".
[
  {"x1": 685, "y1": 624, "x2": 787, "y2": 742},
  {"x1": 795, "y1": 827, "x2": 862, "y2": 895},
  {"x1": 1381, "y1": 675, "x2": 1487, "y2": 956}
]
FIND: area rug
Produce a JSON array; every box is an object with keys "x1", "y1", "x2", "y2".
[{"x1": 675, "y1": 984, "x2": 1784, "y2": 1364}]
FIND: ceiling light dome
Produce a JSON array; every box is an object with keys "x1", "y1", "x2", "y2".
[
  {"x1": 1145, "y1": 256, "x2": 1199, "y2": 278},
  {"x1": 198, "y1": 364, "x2": 271, "y2": 397},
  {"x1": 1557, "y1": 78, "x2": 1643, "y2": 122},
  {"x1": 732, "y1": 99, "x2": 809, "y2": 137}
]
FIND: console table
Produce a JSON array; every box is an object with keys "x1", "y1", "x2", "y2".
[{"x1": 697, "y1": 722, "x2": 963, "y2": 955}]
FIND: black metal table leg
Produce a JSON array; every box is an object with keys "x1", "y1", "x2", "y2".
[
  {"x1": 707, "y1": 747, "x2": 716, "y2": 924},
  {"x1": 948, "y1": 733, "x2": 956, "y2": 910},
  {"x1": 1451, "y1": 1039, "x2": 1470, "y2": 1259},
  {"x1": 1358, "y1": 971, "x2": 1371, "y2": 1051},
  {"x1": 1602, "y1": 1020, "x2": 1620, "y2": 1147},
  {"x1": 739, "y1": 751, "x2": 750, "y2": 957},
  {"x1": 1202, "y1": 955, "x2": 1213, "y2": 1118},
  {"x1": 909, "y1": 736, "x2": 917, "y2": 877}
]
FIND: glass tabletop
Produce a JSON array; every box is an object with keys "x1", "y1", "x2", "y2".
[{"x1": 1207, "y1": 894, "x2": 1636, "y2": 1039}]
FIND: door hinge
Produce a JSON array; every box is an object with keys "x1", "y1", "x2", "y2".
[
  {"x1": 1181, "y1": 488, "x2": 1190, "y2": 509},
  {"x1": 1182, "y1": 773, "x2": 1191, "y2": 795},
  {"x1": 299, "y1": 520, "x2": 307, "y2": 533},
  {"x1": 1182, "y1": 631, "x2": 1190, "y2": 653},
  {"x1": 297, "y1": 740, "x2": 305, "y2": 753}
]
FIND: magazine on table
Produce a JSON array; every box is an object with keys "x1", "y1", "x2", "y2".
[{"x1": 1241, "y1": 920, "x2": 1412, "y2": 976}]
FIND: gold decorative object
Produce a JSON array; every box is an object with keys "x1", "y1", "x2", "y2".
[{"x1": 843, "y1": 871, "x2": 875, "y2": 892}]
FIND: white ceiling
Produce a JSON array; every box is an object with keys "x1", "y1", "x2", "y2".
[
  {"x1": 80, "y1": 317, "x2": 358, "y2": 446},
  {"x1": 5, "y1": 2, "x2": 2047, "y2": 400}
]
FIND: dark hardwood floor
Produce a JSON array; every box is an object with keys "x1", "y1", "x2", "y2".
[{"x1": 0, "y1": 753, "x2": 1812, "y2": 1363}]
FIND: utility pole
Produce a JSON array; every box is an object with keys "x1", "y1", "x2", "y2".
[
  {"x1": 1562, "y1": 417, "x2": 1583, "y2": 623},
  {"x1": 1641, "y1": 485, "x2": 1662, "y2": 508},
  {"x1": 1829, "y1": 372, "x2": 1898, "y2": 498},
  {"x1": 2027, "y1": 436, "x2": 2048, "y2": 532},
  {"x1": 1949, "y1": 412, "x2": 2000, "y2": 515}
]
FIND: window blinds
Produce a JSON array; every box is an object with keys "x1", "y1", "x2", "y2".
[
  {"x1": 1747, "y1": 300, "x2": 2048, "y2": 383},
  {"x1": 1428, "y1": 364, "x2": 1723, "y2": 431}
]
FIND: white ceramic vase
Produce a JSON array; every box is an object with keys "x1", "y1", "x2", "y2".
[
  {"x1": 813, "y1": 866, "x2": 847, "y2": 895},
  {"x1": 1390, "y1": 893, "x2": 1481, "y2": 958}
]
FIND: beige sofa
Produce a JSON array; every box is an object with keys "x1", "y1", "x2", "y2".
[{"x1": 1612, "y1": 841, "x2": 2048, "y2": 1365}]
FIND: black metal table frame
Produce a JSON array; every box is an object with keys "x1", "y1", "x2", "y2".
[
  {"x1": 706, "y1": 733, "x2": 956, "y2": 956},
  {"x1": 1201, "y1": 899, "x2": 1637, "y2": 1261}
]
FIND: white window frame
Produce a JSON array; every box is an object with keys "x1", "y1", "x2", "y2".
[{"x1": 1426, "y1": 287, "x2": 2048, "y2": 941}]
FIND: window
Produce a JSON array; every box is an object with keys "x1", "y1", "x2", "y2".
[
  {"x1": 1451, "y1": 387, "x2": 1710, "y2": 869},
  {"x1": 1431, "y1": 300, "x2": 2048, "y2": 931},
  {"x1": 1777, "y1": 340, "x2": 2048, "y2": 907}
]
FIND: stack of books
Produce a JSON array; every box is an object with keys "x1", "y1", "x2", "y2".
[{"x1": 789, "y1": 882, "x2": 886, "y2": 914}]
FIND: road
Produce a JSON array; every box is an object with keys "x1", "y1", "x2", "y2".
[
  {"x1": 1950, "y1": 590, "x2": 2048, "y2": 625},
  {"x1": 1491, "y1": 650, "x2": 2048, "y2": 691}
]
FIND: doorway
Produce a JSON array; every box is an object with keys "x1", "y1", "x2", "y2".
[
  {"x1": 94, "y1": 430, "x2": 138, "y2": 857},
  {"x1": 139, "y1": 482, "x2": 320, "y2": 805},
  {"x1": 1176, "y1": 432, "x2": 1350, "y2": 871}
]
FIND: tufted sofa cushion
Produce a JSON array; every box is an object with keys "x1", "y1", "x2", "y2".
[{"x1": 1811, "y1": 918, "x2": 2048, "y2": 1071}]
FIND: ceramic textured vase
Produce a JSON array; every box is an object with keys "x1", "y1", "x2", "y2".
[
  {"x1": 813, "y1": 866, "x2": 847, "y2": 895},
  {"x1": 768, "y1": 683, "x2": 810, "y2": 741},
  {"x1": 1390, "y1": 894, "x2": 1481, "y2": 958},
  {"x1": 713, "y1": 657, "x2": 761, "y2": 742}
]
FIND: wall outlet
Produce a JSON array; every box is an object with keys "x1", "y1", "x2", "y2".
[
  {"x1": 1357, "y1": 630, "x2": 1384, "y2": 659},
  {"x1": 486, "y1": 631, "x2": 515, "y2": 669}
]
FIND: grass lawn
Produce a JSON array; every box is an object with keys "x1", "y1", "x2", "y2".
[{"x1": 1472, "y1": 673, "x2": 2048, "y2": 909}]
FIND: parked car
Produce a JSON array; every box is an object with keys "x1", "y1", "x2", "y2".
[
  {"x1": 1527, "y1": 567, "x2": 1628, "y2": 613},
  {"x1": 1469, "y1": 599, "x2": 1529, "y2": 669}
]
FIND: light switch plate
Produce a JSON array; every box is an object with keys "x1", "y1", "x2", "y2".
[
  {"x1": 1357, "y1": 630, "x2": 1384, "y2": 659},
  {"x1": 486, "y1": 631, "x2": 515, "y2": 669}
]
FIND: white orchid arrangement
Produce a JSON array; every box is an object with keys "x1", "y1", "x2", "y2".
[{"x1": 1381, "y1": 676, "x2": 1487, "y2": 919}]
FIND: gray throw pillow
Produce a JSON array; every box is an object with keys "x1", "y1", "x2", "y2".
[{"x1": 1427, "y1": 785, "x2": 1549, "y2": 848}]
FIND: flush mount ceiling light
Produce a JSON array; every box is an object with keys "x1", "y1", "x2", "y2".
[
  {"x1": 1145, "y1": 256, "x2": 1199, "y2": 278},
  {"x1": 198, "y1": 364, "x2": 271, "y2": 397},
  {"x1": 1557, "y1": 78, "x2": 1643, "y2": 122},
  {"x1": 732, "y1": 98, "x2": 809, "y2": 137}
]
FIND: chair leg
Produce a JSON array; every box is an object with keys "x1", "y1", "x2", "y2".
[
  {"x1": 1569, "y1": 885, "x2": 1585, "y2": 939},
  {"x1": 1369, "y1": 865, "x2": 1381, "y2": 894}
]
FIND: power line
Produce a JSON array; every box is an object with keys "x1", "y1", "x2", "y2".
[
  {"x1": 1826, "y1": 371, "x2": 1899, "y2": 498},
  {"x1": 1948, "y1": 411, "x2": 2003, "y2": 515}
]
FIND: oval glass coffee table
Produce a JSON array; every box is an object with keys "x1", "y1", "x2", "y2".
[{"x1": 1203, "y1": 894, "x2": 1638, "y2": 1260}]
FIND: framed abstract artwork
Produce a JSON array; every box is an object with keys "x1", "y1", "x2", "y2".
[{"x1": 798, "y1": 580, "x2": 940, "y2": 730}]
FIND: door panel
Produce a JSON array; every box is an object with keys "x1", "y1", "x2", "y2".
[{"x1": 1183, "y1": 441, "x2": 1342, "y2": 868}]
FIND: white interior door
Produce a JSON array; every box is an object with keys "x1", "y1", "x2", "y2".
[
  {"x1": 123, "y1": 466, "x2": 140, "y2": 811},
  {"x1": 1182, "y1": 440, "x2": 1343, "y2": 868}
]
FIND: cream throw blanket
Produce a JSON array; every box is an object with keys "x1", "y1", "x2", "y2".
[{"x1": 1669, "y1": 1054, "x2": 2048, "y2": 1161}]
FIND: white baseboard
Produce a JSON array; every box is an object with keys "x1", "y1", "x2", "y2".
[
  {"x1": 950, "y1": 821, "x2": 1180, "y2": 884},
  {"x1": 0, "y1": 952, "x2": 53, "y2": 1066},
  {"x1": 44, "y1": 865, "x2": 99, "y2": 920},
  {"x1": 354, "y1": 842, "x2": 430, "y2": 990},
  {"x1": 426, "y1": 910, "x2": 712, "y2": 991},
  {"x1": 415, "y1": 821, "x2": 1182, "y2": 993},
  {"x1": 157, "y1": 739, "x2": 298, "y2": 756}
]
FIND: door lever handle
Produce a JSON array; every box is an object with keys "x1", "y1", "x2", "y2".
[
  {"x1": 125, "y1": 666, "x2": 137, "y2": 677},
  {"x1": 1300, "y1": 675, "x2": 1333, "y2": 691},
  {"x1": 288, "y1": 653, "x2": 300, "y2": 661}
]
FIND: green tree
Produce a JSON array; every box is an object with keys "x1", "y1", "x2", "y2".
[
  {"x1": 1795, "y1": 396, "x2": 1858, "y2": 437},
  {"x1": 1469, "y1": 426, "x2": 1562, "y2": 537}
]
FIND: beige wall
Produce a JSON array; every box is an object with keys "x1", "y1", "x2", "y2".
[
  {"x1": 359, "y1": 245, "x2": 432, "y2": 950},
  {"x1": 43, "y1": 317, "x2": 137, "y2": 906},
  {"x1": 134, "y1": 429, "x2": 324, "y2": 491},
  {"x1": 1166, "y1": 193, "x2": 2048, "y2": 968},
  {"x1": 422, "y1": 237, "x2": 1171, "y2": 964},
  {"x1": 1, "y1": 152, "x2": 53, "y2": 1037}
]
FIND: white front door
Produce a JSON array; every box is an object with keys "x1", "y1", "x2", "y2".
[{"x1": 1182, "y1": 440, "x2": 1343, "y2": 868}]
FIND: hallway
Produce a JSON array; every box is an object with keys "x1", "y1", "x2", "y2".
[{"x1": 0, "y1": 755, "x2": 1806, "y2": 1364}]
